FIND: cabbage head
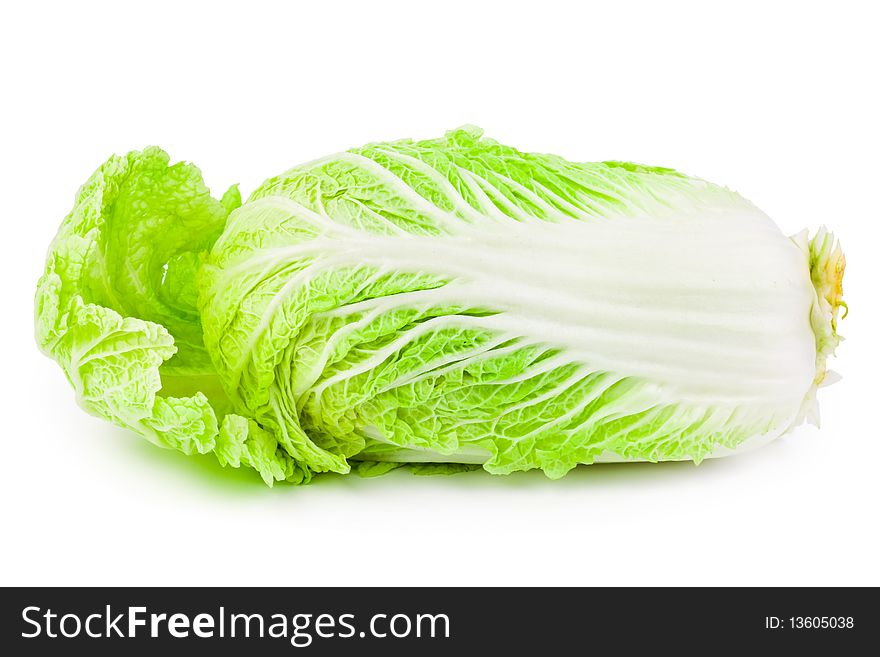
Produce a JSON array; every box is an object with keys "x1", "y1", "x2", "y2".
[{"x1": 36, "y1": 127, "x2": 846, "y2": 485}]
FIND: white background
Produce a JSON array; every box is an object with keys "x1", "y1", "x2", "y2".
[{"x1": 2, "y1": 0, "x2": 877, "y2": 586}]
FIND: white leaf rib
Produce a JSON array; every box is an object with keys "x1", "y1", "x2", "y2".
[
  {"x1": 330, "y1": 153, "x2": 465, "y2": 233},
  {"x1": 372, "y1": 147, "x2": 486, "y2": 223},
  {"x1": 372, "y1": 332, "x2": 513, "y2": 397},
  {"x1": 307, "y1": 314, "x2": 501, "y2": 404},
  {"x1": 483, "y1": 169, "x2": 580, "y2": 224},
  {"x1": 449, "y1": 368, "x2": 591, "y2": 432},
  {"x1": 455, "y1": 166, "x2": 539, "y2": 223}
]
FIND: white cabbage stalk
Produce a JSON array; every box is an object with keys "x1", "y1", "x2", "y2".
[{"x1": 36, "y1": 128, "x2": 845, "y2": 485}]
